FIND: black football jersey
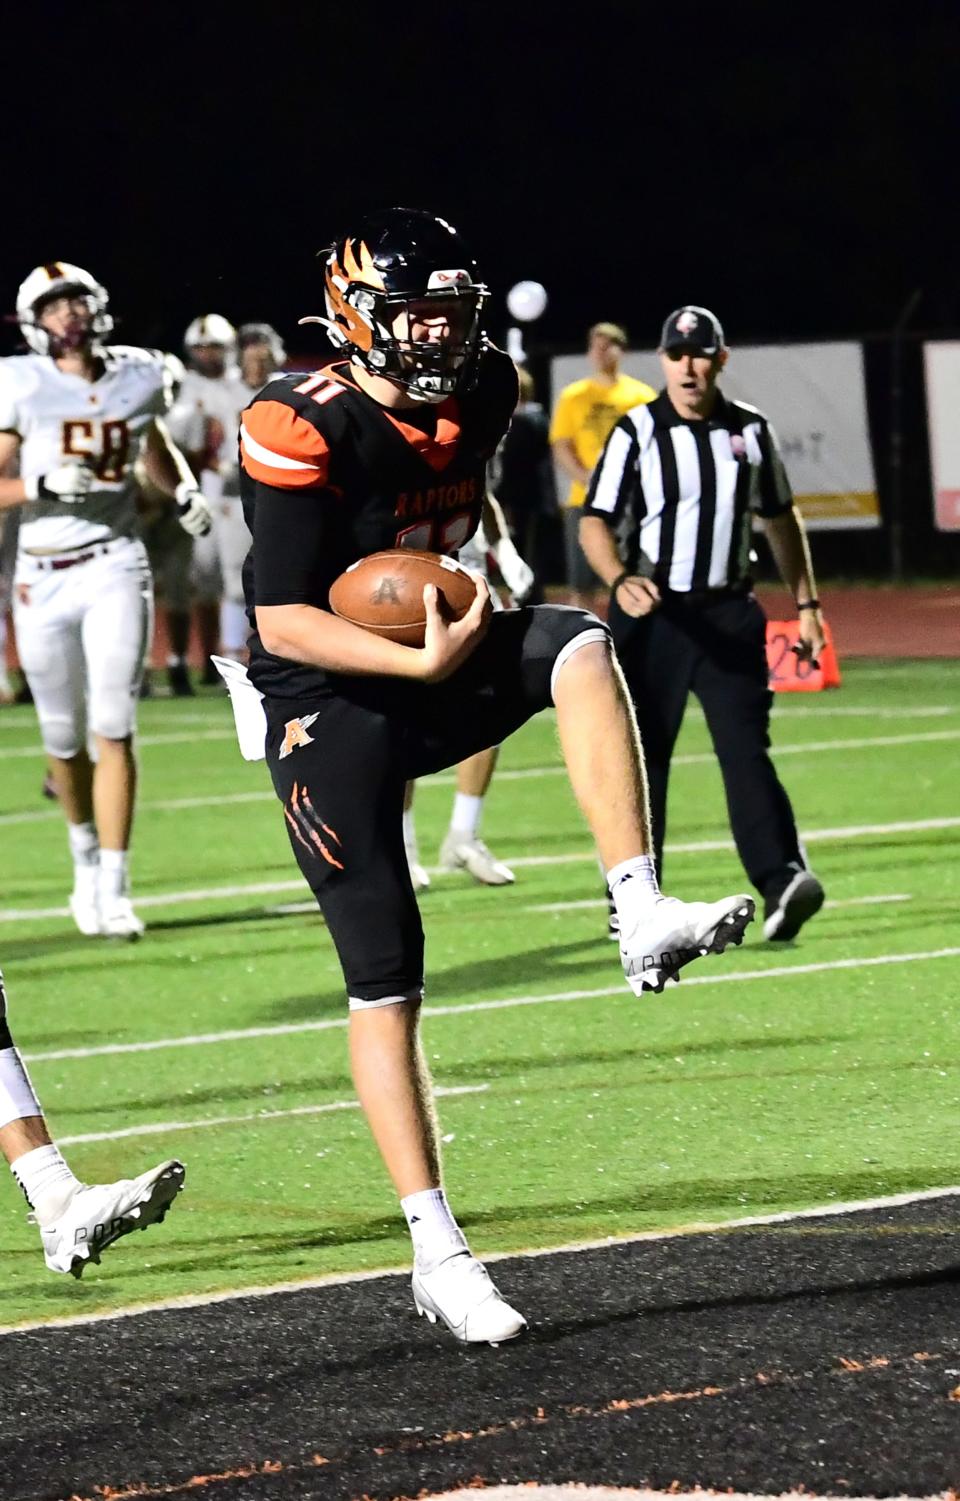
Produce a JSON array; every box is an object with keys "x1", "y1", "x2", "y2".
[{"x1": 239, "y1": 346, "x2": 518, "y2": 698}]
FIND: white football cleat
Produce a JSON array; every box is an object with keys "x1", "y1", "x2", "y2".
[
  {"x1": 405, "y1": 845, "x2": 431, "y2": 894},
  {"x1": 69, "y1": 864, "x2": 101, "y2": 937},
  {"x1": 439, "y1": 832, "x2": 515, "y2": 886},
  {"x1": 619, "y1": 893, "x2": 755, "y2": 995},
  {"x1": 40, "y1": 1160, "x2": 185, "y2": 1277},
  {"x1": 412, "y1": 1250, "x2": 527, "y2": 1346},
  {"x1": 100, "y1": 896, "x2": 145, "y2": 940}
]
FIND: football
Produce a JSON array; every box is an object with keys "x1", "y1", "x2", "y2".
[{"x1": 328, "y1": 549, "x2": 485, "y2": 647}]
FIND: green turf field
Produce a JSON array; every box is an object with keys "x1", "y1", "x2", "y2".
[{"x1": 1, "y1": 659, "x2": 958, "y2": 1326}]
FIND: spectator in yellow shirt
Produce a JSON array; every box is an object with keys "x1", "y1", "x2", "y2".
[{"x1": 550, "y1": 322, "x2": 655, "y2": 605}]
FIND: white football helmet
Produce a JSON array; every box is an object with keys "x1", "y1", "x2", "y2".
[
  {"x1": 17, "y1": 261, "x2": 113, "y2": 356},
  {"x1": 238, "y1": 321, "x2": 286, "y2": 367},
  {"x1": 184, "y1": 314, "x2": 237, "y2": 357}
]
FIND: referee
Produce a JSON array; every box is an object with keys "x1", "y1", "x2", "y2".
[{"x1": 580, "y1": 305, "x2": 826, "y2": 942}]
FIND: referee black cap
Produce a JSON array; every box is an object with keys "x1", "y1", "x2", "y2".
[{"x1": 660, "y1": 305, "x2": 725, "y2": 355}]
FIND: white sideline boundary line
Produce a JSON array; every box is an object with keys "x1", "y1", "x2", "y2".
[
  {"x1": 22, "y1": 944, "x2": 960, "y2": 1064},
  {"x1": 56, "y1": 1082, "x2": 488, "y2": 1147},
  {"x1": 1, "y1": 1182, "x2": 957, "y2": 1338},
  {"x1": 3, "y1": 815, "x2": 959, "y2": 925}
]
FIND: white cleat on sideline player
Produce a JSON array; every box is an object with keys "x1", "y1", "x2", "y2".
[
  {"x1": 99, "y1": 896, "x2": 145, "y2": 940},
  {"x1": 619, "y1": 892, "x2": 755, "y2": 995},
  {"x1": 69, "y1": 865, "x2": 101, "y2": 937},
  {"x1": 439, "y1": 832, "x2": 515, "y2": 886},
  {"x1": 39, "y1": 1160, "x2": 185, "y2": 1277},
  {"x1": 412, "y1": 1250, "x2": 527, "y2": 1346}
]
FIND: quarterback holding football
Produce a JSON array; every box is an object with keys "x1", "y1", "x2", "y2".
[{"x1": 232, "y1": 207, "x2": 754, "y2": 1345}]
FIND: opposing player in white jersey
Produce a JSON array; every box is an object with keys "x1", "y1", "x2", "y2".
[
  {"x1": 0, "y1": 262, "x2": 211, "y2": 938},
  {"x1": 208, "y1": 322, "x2": 285, "y2": 662},
  {"x1": 0, "y1": 963, "x2": 184, "y2": 1276},
  {"x1": 158, "y1": 313, "x2": 238, "y2": 692}
]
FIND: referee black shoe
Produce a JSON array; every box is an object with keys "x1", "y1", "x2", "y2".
[{"x1": 763, "y1": 867, "x2": 825, "y2": 942}]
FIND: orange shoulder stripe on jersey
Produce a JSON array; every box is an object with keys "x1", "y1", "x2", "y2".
[{"x1": 240, "y1": 399, "x2": 331, "y2": 490}]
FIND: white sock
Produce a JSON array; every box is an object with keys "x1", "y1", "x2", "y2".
[
  {"x1": 220, "y1": 600, "x2": 250, "y2": 654},
  {"x1": 401, "y1": 1186, "x2": 468, "y2": 1268},
  {"x1": 9, "y1": 1142, "x2": 80, "y2": 1225},
  {"x1": 67, "y1": 821, "x2": 99, "y2": 867},
  {"x1": 0, "y1": 1046, "x2": 44, "y2": 1131},
  {"x1": 450, "y1": 793, "x2": 483, "y2": 837},
  {"x1": 99, "y1": 848, "x2": 129, "y2": 904},
  {"x1": 607, "y1": 854, "x2": 662, "y2": 914},
  {"x1": 402, "y1": 809, "x2": 419, "y2": 856}
]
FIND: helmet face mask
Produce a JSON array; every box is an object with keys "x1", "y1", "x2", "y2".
[
  {"x1": 307, "y1": 209, "x2": 489, "y2": 403},
  {"x1": 17, "y1": 263, "x2": 113, "y2": 357},
  {"x1": 184, "y1": 314, "x2": 238, "y2": 377}
]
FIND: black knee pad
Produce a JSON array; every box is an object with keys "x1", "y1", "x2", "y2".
[{"x1": 512, "y1": 604, "x2": 612, "y2": 706}]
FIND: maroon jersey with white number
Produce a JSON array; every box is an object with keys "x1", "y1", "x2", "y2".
[{"x1": 240, "y1": 346, "x2": 518, "y2": 698}]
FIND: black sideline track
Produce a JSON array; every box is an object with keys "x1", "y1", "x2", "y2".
[{"x1": 2, "y1": 1197, "x2": 959, "y2": 1501}]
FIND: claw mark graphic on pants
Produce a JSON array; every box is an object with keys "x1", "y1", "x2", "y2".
[{"x1": 284, "y1": 782, "x2": 345, "y2": 869}]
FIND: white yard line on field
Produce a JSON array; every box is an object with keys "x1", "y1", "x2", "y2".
[
  {"x1": 56, "y1": 1082, "x2": 487, "y2": 1147},
  {"x1": 3, "y1": 726, "x2": 960, "y2": 772},
  {"x1": 527, "y1": 893, "x2": 913, "y2": 915},
  {"x1": 2, "y1": 816, "x2": 957, "y2": 925},
  {"x1": 21, "y1": 945, "x2": 960, "y2": 1064},
  {"x1": 0, "y1": 729, "x2": 235, "y2": 759},
  {"x1": 1, "y1": 1181, "x2": 957, "y2": 1337}
]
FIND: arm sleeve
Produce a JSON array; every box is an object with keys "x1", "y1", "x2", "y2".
[
  {"x1": 251, "y1": 480, "x2": 337, "y2": 606},
  {"x1": 581, "y1": 418, "x2": 639, "y2": 525},
  {"x1": 755, "y1": 420, "x2": 794, "y2": 517}
]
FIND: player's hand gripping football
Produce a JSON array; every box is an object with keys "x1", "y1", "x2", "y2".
[
  {"x1": 416, "y1": 577, "x2": 492, "y2": 683},
  {"x1": 25, "y1": 462, "x2": 96, "y2": 504},
  {"x1": 174, "y1": 480, "x2": 213, "y2": 538}
]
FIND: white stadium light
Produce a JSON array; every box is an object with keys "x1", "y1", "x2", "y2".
[{"x1": 506, "y1": 280, "x2": 548, "y2": 323}]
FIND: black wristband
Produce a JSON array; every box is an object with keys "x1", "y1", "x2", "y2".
[
  {"x1": 796, "y1": 599, "x2": 821, "y2": 611},
  {"x1": 610, "y1": 571, "x2": 630, "y2": 594}
]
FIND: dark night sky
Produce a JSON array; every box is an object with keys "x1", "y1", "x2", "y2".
[{"x1": 2, "y1": 2, "x2": 958, "y2": 360}]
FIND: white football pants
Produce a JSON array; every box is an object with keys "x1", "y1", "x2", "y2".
[{"x1": 13, "y1": 538, "x2": 153, "y2": 758}]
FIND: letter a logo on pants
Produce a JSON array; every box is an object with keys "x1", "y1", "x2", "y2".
[{"x1": 279, "y1": 713, "x2": 320, "y2": 760}]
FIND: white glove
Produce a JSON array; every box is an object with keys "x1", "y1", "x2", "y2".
[
  {"x1": 175, "y1": 480, "x2": 213, "y2": 538},
  {"x1": 493, "y1": 535, "x2": 535, "y2": 603},
  {"x1": 24, "y1": 463, "x2": 95, "y2": 503}
]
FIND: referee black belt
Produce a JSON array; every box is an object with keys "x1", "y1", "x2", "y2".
[{"x1": 660, "y1": 582, "x2": 751, "y2": 605}]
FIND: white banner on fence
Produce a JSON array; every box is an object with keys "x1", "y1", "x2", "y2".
[
  {"x1": 923, "y1": 341, "x2": 960, "y2": 532},
  {"x1": 550, "y1": 341, "x2": 880, "y2": 530}
]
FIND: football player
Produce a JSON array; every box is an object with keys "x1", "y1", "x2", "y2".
[
  {"x1": 166, "y1": 318, "x2": 284, "y2": 680},
  {"x1": 235, "y1": 208, "x2": 754, "y2": 1345},
  {"x1": 0, "y1": 509, "x2": 17, "y2": 704},
  {"x1": 0, "y1": 262, "x2": 211, "y2": 938},
  {"x1": 158, "y1": 314, "x2": 239, "y2": 692},
  {"x1": 0, "y1": 965, "x2": 183, "y2": 1275}
]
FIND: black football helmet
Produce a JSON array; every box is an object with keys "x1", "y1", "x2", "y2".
[{"x1": 303, "y1": 207, "x2": 488, "y2": 403}]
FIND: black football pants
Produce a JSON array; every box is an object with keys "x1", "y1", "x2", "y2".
[
  {"x1": 264, "y1": 606, "x2": 605, "y2": 1006},
  {"x1": 608, "y1": 590, "x2": 804, "y2": 894}
]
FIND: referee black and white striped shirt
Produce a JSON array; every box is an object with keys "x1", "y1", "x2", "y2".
[{"x1": 583, "y1": 390, "x2": 793, "y2": 593}]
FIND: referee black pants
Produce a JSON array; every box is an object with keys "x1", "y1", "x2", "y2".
[{"x1": 609, "y1": 590, "x2": 804, "y2": 895}]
